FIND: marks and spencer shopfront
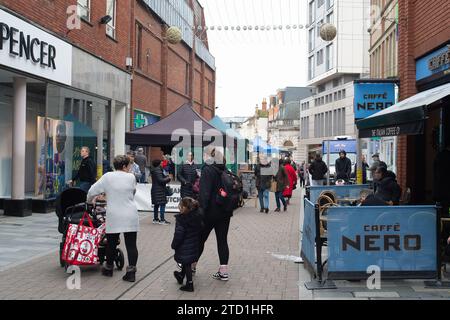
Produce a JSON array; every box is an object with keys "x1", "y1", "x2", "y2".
[{"x1": 0, "y1": 8, "x2": 131, "y2": 216}]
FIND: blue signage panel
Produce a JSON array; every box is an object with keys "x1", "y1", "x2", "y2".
[
  {"x1": 354, "y1": 83, "x2": 396, "y2": 120},
  {"x1": 322, "y1": 139, "x2": 357, "y2": 154},
  {"x1": 416, "y1": 45, "x2": 450, "y2": 82},
  {"x1": 301, "y1": 199, "x2": 317, "y2": 273},
  {"x1": 327, "y1": 206, "x2": 437, "y2": 275},
  {"x1": 133, "y1": 110, "x2": 160, "y2": 129}
]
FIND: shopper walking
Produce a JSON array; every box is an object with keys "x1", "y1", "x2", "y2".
[
  {"x1": 134, "y1": 147, "x2": 148, "y2": 183},
  {"x1": 87, "y1": 155, "x2": 139, "y2": 282},
  {"x1": 127, "y1": 151, "x2": 142, "y2": 182},
  {"x1": 177, "y1": 152, "x2": 199, "y2": 199},
  {"x1": 309, "y1": 154, "x2": 328, "y2": 186},
  {"x1": 298, "y1": 161, "x2": 306, "y2": 188},
  {"x1": 196, "y1": 147, "x2": 234, "y2": 281},
  {"x1": 283, "y1": 158, "x2": 298, "y2": 205},
  {"x1": 151, "y1": 159, "x2": 171, "y2": 225},
  {"x1": 335, "y1": 150, "x2": 352, "y2": 183},
  {"x1": 69, "y1": 146, "x2": 97, "y2": 193},
  {"x1": 369, "y1": 153, "x2": 387, "y2": 179},
  {"x1": 255, "y1": 154, "x2": 272, "y2": 213},
  {"x1": 172, "y1": 197, "x2": 203, "y2": 292},
  {"x1": 274, "y1": 159, "x2": 289, "y2": 212}
]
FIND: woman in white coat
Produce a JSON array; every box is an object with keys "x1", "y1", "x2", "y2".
[{"x1": 87, "y1": 155, "x2": 139, "y2": 282}]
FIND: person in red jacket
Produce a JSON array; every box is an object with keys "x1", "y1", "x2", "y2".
[{"x1": 282, "y1": 158, "x2": 298, "y2": 205}]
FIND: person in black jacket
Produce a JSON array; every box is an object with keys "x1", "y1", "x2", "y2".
[
  {"x1": 335, "y1": 150, "x2": 352, "y2": 183},
  {"x1": 69, "y1": 146, "x2": 96, "y2": 193},
  {"x1": 151, "y1": 159, "x2": 171, "y2": 225},
  {"x1": 172, "y1": 197, "x2": 203, "y2": 292},
  {"x1": 358, "y1": 189, "x2": 390, "y2": 206},
  {"x1": 196, "y1": 147, "x2": 233, "y2": 281},
  {"x1": 309, "y1": 154, "x2": 328, "y2": 186},
  {"x1": 177, "y1": 152, "x2": 199, "y2": 199},
  {"x1": 254, "y1": 154, "x2": 272, "y2": 213},
  {"x1": 374, "y1": 167, "x2": 401, "y2": 205}
]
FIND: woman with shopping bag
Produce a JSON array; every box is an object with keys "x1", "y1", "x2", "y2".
[{"x1": 87, "y1": 155, "x2": 140, "y2": 282}]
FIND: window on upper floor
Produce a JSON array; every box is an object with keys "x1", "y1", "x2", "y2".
[
  {"x1": 309, "y1": 28, "x2": 315, "y2": 52},
  {"x1": 308, "y1": 56, "x2": 315, "y2": 80},
  {"x1": 327, "y1": 0, "x2": 334, "y2": 9},
  {"x1": 309, "y1": 1, "x2": 316, "y2": 24},
  {"x1": 317, "y1": 49, "x2": 324, "y2": 66},
  {"x1": 317, "y1": 20, "x2": 323, "y2": 38},
  {"x1": 77, "y1": 0, "x2": 90, "y2": 22},
  {"x1": 106, "y1": 0, "x2": 117, "y2": 39},
  {"x1": 136, "y1": 24, "x2": 143, "y2": 69},
  {"x1": 326, "y1": 12, "x2": 334, "y2": 24}
]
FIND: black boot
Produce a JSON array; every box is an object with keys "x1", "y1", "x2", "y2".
[
  {"x1": 259, "y1": 208, "x2": 264, "y2": 213},
  {"x1": 180, "y1": 281, "x2": 194, "y2": 292},
  {"x1": 174, "y1": 271, "x2": 184, "y2": 285},
  {"x1": 101, "y1": 264, "x2": 114, "y2": 277},
  {"x1": 122, "y1": 266, "x2": 136, "y2": 282},
  {"x1": 265, "y1": 208, "x2": 269, "y2": 214}
]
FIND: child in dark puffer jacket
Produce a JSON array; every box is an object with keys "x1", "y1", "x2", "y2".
[{"x1": 172, "y1": 197, "x2": 203, "y2": 292}]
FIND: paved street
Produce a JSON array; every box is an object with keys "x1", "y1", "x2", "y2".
[
  {"x1": 1, "y1": 189, "x2": 450, "y2": 300},
  {"x1": 0, "y1": 191, "x2": 302, "y2": 300}
]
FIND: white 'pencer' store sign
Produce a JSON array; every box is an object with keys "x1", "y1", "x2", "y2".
[{"x1": 0, "y1": 9, "x2": 72, "y2": 85}]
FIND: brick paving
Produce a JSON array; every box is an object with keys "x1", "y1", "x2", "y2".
[
  {"x1": 1, "y1": 188, "x2": 450, "y2": 300},
  {"x1": 0, "y1": 191, "x2": 303, "y2": 300}
]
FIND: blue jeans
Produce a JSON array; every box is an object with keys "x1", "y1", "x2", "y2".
[
  {"x1": 79, "y1": 182, "x2": 92, "y2": 193},
  {"x1": 258, "y1": 189, "x2": 270, "y2": 209},
  {"x1": 154, "y1": 204, "x2": 166, "y2": 221},
  {"x1": 275, "y1": 192, "x2": 287, "y2": 209}
]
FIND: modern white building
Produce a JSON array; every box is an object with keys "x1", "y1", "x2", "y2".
[{"x1": 299, "y1": 0, "x2": 370, "y2": 164}]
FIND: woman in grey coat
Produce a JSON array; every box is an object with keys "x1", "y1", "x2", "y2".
[
  {"x1": 87, "y1": 155, "x2": 139, "y2": 282},
  {"x1": 151, "y1": 159, "x2": 171, "y2": 225}
]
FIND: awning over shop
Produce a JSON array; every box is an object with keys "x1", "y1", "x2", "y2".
[
  {"x1": 125, "y1": 103, "x2": 224, "y2": 146},
  {"x1": 357, "y1": 82, "x2": 450, "y2": 138}
]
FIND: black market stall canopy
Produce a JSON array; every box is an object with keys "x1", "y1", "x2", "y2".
[
  {"x1": 125, "y1": 103, "x2": 235, "y2": 147},
  {"x1": 357, "y1": 82, "x2": 450, "y2": 138}
]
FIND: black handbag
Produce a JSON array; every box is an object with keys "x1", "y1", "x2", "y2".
[{"x1": 165, "y1": 186, "x2": 174, "y2": 197}]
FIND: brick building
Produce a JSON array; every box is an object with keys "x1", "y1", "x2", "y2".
[
  {"x1": 130, "y1": 0, "x2": 216, "y2": 159},
  {"x1": 396, "y1": 0, "x2": 449, "y2": 203},
  {"x1": 358, "y1": 0, "x2": 450, "y2": 204}
]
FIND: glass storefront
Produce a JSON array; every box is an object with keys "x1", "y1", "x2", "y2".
[
  {"x1": 0, "y1": 81, "x2": 111, "y2": 200},
  {"x1": 43, "y1": 85, "x2": 111, "y2": 199},
  {"x1": 0, "y1": 82, "x2": 46, "y2": 198}
]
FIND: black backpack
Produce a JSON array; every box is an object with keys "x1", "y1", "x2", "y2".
[{"x1": 214, "y1": 167, "x2": 243, "y2": 212}]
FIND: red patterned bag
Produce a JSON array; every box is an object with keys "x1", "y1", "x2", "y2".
[{"x1": 62, "y1": 211, "x2": 106, "y2": 266}]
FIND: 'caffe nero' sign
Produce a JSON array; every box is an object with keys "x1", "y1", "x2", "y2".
[
  {"x1": 354, "y1": 83, "x2": 396, "y2": 120},
  {"x1": 0, "y1": 9, "x2": 72, "y2": 85}
]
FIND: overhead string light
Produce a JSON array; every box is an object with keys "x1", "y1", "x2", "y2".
[{"x1": 187, "y1": 24, "x2": 306, "y2": 32}]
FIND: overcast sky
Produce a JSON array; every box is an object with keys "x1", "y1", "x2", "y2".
[{"x1": 198, "y1": 0, "x2": 308, "y2": 118}]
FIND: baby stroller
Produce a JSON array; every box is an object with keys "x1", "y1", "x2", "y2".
[{"x1": 56, "y1": 188, "x2": 124, "y2": 271}]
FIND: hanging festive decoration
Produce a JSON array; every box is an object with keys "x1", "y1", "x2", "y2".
[
  {"x1": 319, "y1": 23, "x2": 337, "y2": 41},
  {"x1": 182, "y1": 24, "x2": 307, "y2": 32},
  {"x1": 166, "y1": 26, "x2": 182, "y2": 44}
]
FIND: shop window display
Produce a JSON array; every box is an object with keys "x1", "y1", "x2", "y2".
[{"x1": 40, "y1": 85, "x2": 111, "y2": 199}]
